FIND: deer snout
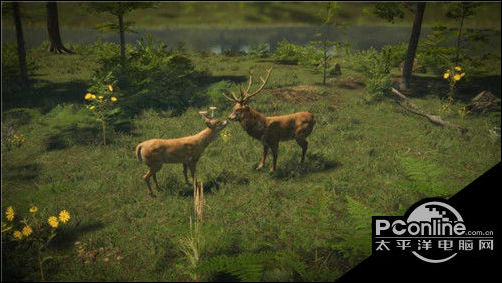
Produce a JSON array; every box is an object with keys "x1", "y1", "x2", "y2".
[{"x1": 228, "y1": 113, "x2": 237, "y2": 121}]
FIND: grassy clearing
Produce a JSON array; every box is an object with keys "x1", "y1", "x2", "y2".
[{"x1": 2, "y1": 45, "x2": 501, "y2": 281}]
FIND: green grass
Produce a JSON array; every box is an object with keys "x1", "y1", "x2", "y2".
[
  {"x1": 2, "y1": 2, "x2": 501, "y2": 29},
  {"x1": 2, "y1": 45, "x2": 501, "y2": 281}
]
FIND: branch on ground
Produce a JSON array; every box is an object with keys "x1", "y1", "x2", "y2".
[{"x1": 391, "y1": 87, "x2": 468, "y2": 134}]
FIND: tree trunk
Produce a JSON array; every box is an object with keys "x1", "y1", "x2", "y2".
[
  {"x1": 12, "y1": 2, "x2": 29, "y2": 88},
  {"x1": 118, "y1": 13, "x2": 126, "y2": 67},
  {"x1": 454, "y1": 8, "x2": 465, "y2": 66},
  {"x1": 46, "y1": 2, "x2": 73, "y2": 54},
  {"x1": 400, "y1": 2, "x2": 425, "y2": 90}
]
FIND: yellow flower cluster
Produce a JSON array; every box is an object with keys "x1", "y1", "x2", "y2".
[
  {"x1": 47, "y1": 209, "x2": 71, "y2": 228},
  {"x1": 7, "y1": 133, "x2": 26, "y2": 148},
  {"x1": 84, "y1": 85, "x2": 118, "y2": 106},
  {"x1": 443, "y1": 66, "x2": 466, "y2": 82},
  {"x1": 3, "y1": 206, "x2": 71, "y2": 240}
]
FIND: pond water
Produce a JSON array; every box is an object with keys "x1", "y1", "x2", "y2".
[{"x1": 2, "y1": 25, "x2": 500, "y2": 54}]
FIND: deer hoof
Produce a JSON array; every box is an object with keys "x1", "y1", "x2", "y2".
[{"x1": 149, "y1": 193, "x2": 157, "y2": 198}]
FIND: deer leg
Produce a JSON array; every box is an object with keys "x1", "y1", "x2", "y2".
[
  {"x1": 152, "y1": 173, "x2": 161, "y2": 190},
  {"x1": 142, "y1": 167, "x2": 158, "y2": 198},
  {"x1": 296, "y1": 138, "x2": 308, "y2": 163},
  {"x1": 270, "y1": 143, "x2": 279, "y2": 173},
  {"x1": 188, "y1": 163, "x2": 197, "y2": 186},
  {"x1": 256, "y1": 144, "x2": 269, "y2": 170},
  {"x1": 183, "y1": 163, "x2": 190, "y2": 184}
]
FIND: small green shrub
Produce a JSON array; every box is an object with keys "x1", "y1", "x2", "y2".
[
  {"x1": 273, "y1": 39, "x2": 303, "y2": 65},
  {"x1": 351, "y1": 48, "x2": 392, "y2": 99},
  {"x1": 381, "y1": 43, "x2": 407, "y2": 67},
  {"x1": 273, "y1": 39, "x2": 324, "y2": 70},
  {"x1": 88, "y1": 35, "x2": 203, "y2": 115},
  {"x1": 249, "y1": 43, "x2": 270, "y2": 58},
  {"x1": 298, "y1": 42, "x2": 324, "y2": 70}
]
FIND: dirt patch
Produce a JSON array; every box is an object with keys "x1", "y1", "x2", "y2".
[{"x1": 271, "y1": 85, "x2": 324, "y2": 104}]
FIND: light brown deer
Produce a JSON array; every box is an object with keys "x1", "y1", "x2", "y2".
[
  {"x1": 135, "y1": 113, "x2": 227, "y2": 198},
  {"x1": 223, "y1": 68, "x2": 315, "y2": 172}
]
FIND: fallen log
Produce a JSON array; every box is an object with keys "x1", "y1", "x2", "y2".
[{"x1": 391, "y1": 88, "x2": 467, "y2": 134}]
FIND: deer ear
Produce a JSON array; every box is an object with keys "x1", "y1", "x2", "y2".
[{"x1": 204, "y1": 118, "x2": 213, "y2": 128}]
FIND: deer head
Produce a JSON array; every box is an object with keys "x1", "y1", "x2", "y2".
[
  {"x1": 223, "y1": 68, "x2": 272, "y2": 122},
  {"x1": 199, "y1": 110, "x2": 228, "y2": 130}
]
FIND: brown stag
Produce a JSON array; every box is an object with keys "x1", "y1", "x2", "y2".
[
  {"x1": 223, "y1": 68, "x2": 315, "y2": 172},
  {"x1": 135, "y1": 112, "x2": 227, "y2": 198}
]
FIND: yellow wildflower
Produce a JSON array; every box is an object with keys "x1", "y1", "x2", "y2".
[
  {"x1": 91, "y1": 94, "x2": 96, "y2": 99},
  {"x1": 48, "y1": 216, "x2": 59, "y2": 228},
  {"x1": 108, "y1": 85, "x2": 114, "y2": 92},
  {"x1": 110, "y1": 96, "x2": 117, "y2": 102},
  {"x1": 89, "y1": 105, "x2": 96, "y2": 110},
  {"x1": 453, "y1": 74, "x2": 461, "y2": 81},
  {"x1": 22, "y1": 225, "x2": 32, "y2": 236},
  {"x1": 59, "y1": 210, "x2": 71, "y2": 223},
  {"x1": 84, "y1": 93, "x2": 93, "y2": 100},
  {"x1": 5, "y1": 206, "x2": 14, "y2": 221},
  {"x1": 460, "y1": 72, "x2": 466, "y2": 77},
  {"x1": 29, "y1": 206, "x2": 38, "y2": 213},
  {"x1": 454, "y1": 66, "x2": 462, "y2": 71},
  {"x1": 13, "y1": 230, "x2": 23, "y2": 240},
  {"x1": 443, "y1": 72, "x2": 450, "y2": 79},
  {"x1": 99, "y1": 96, "x2": 104, "y2": 100}
]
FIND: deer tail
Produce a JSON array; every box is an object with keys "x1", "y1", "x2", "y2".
[{"x1": 135, "y1": 143, "x2": 143, "y2": 163}]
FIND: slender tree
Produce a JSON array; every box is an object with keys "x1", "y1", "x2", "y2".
[
  {"x1": 12, "y1": 2, "x2": 29, "y2": 88},
  {"x1": 446, "y1": 3, "x2": 480, "y2": 65},
  {"x1": 88, "y1": 3, "x2": 154, "y2": 67},
  {"x1": 400, "y1": 2, "x2": 425, "y2": 90},
  {"x1": 46, "y1": 2, "x2": 73, "y2": 54},
  {"x1": 373, "y1": 2, "x2": 426, "y2": 90},
  {"x1": 318, "y1": 2, "x2": 342, "y2": 85}
]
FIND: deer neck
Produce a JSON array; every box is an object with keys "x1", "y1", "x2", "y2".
[
  {"x1": 195, "y1": 127, "x2": 218, "y2": 149},
  {"x1": 240, "y1": 107, "x2": 267, "y2": 140}
]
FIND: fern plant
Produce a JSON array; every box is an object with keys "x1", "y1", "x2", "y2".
[
  {"x1": 196, "y1": 251, "x2": 307, "y2": 282},
  {"x1": 397, "y1": 156, "x2": 450, "y2": 197}
]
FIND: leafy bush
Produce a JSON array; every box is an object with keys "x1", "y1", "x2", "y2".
[
  {"x1": 272, "y1": 39, "x2": 304, "y2": 65},
  {"x1": 298, "y1": 42, "x2": 324, "y2": 70},
  {"x1": 273, "y1": 39, "x2": 324, "y2": 70},
  {"x1": 381, "y1": 43, "x2": 407, "y2": 67},
  {"x1": 88, "y1": 35, "x2": 204, "y2": 115},
  {"x1": 249, "y1": 43, "x2": 270, "y2": 58},
  {"x1": 206, "y1": 80, "x2": 235, "y2": 109},
  {"x1": 351, "y1": 48, "x2": 392, "y2": 99}
]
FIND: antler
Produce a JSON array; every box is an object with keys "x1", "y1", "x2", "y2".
[
  {"x1": 222, "y1": 90, "x2": 241, "y2": 103},
  {"x1": 241, "y1": 67, "x2": 272, "y2": 102},
  {"x1": 221, "y1": 68, "x2": 272, "y2": 104}
]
